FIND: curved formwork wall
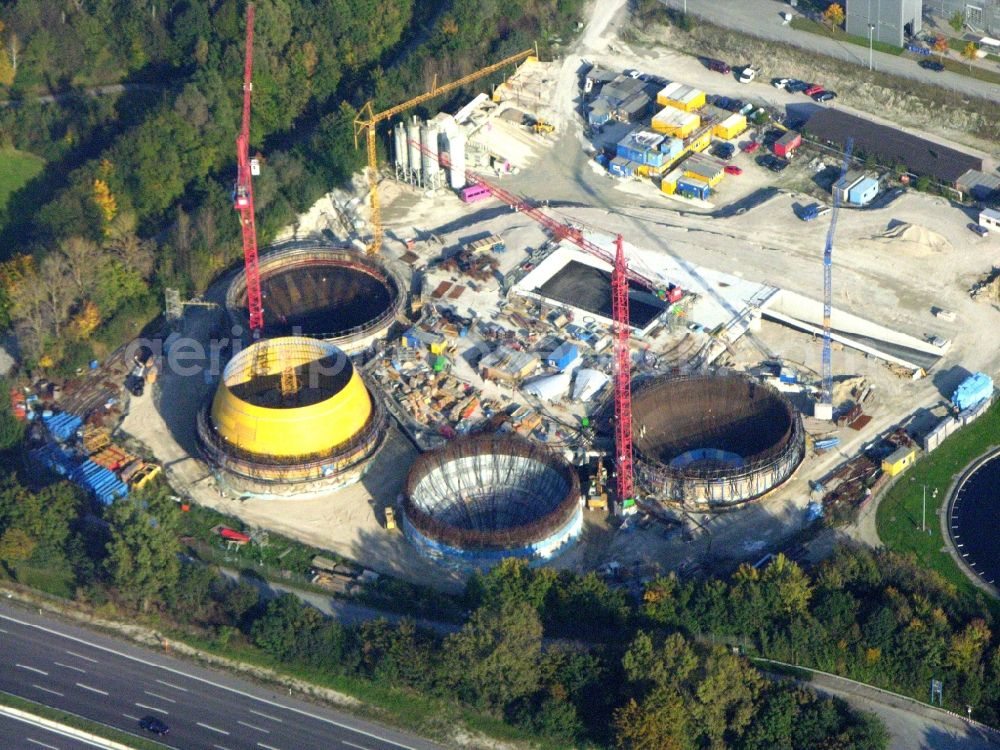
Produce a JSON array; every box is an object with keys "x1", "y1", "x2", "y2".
[
  {"x1": 632, "y1": 373, "x2": 805, "y2": 507},
  {"x1": 226, "y1": 242, "x2": 406, "y2": 354},
  {"x1": 401, "y1": 436, "x2": 582, "y2": 568}
]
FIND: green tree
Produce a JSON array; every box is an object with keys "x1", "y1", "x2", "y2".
[
  {"x1": 949, "y1": 10, "x2": 965, "y2": 32},
  {"x1": 614, "y1": 687, "x2": 695, "y2": 750},
  {"x1": 251, "y1": 593, "x2": 323, "y2": 660},
  {"x1": 442, "y1": 599, "x2": 543, "y2": 713},
  {"x1": 693, "y1": 648, "x2": 765, "y2": 748},
  {"x1": 0, "y1": 378, "x2": 25, "y2": 451},
  {"x1": 103, "y1": 491, "x2": 180, "y2": 611},
  {"x1": 466, "y1": 557, "x2": 555, "y2": 612},
  {"x1": 0, "y1": 527, "x2": 36, "y2": 572}
]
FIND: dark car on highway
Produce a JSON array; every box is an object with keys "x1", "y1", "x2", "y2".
[
  {"x1": 139, "y1": 716, "x2": 170, "y2": 735},
  {"x1": 919, "y1": 59, "x2": 945, "y2": 71}
]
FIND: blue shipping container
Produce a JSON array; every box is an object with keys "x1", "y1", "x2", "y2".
[{"x1": 952, "y1": 372, "x2": 993, "y2": 411}]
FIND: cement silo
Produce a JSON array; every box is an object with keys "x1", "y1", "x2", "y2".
[
  {"x1": 420, "y1": 122, "x2": 441, "y2": 189},
  {"x1": 406, "y1": 116, "x2": 422, "y2": 186},
  {"x1": 447, "y1": 130, "x2": 466, "y2": 190},
  {"x1": 393, "y1": 122, "x2": 409, "y2": 181}
]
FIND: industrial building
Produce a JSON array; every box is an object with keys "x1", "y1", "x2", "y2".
[
  {"x1": 957, "y1": 169, "x2": 1000, "y2": 202},
  {"x1": 846, "y1": 0, "x2": 923, "y2": 47},
  {"x1": 631, "y1": 374, "x2": 806, "y2": 507},
  {"x1": 881, "y1": 445, "x2": 916, "y2": 476},
  {"x1": 981, "y1": 207, "x2": 1000, "y2": 231},
  {"x1": 651, "y1": 107, "x2": 700, "y2": 138},
  {"x1": 657, "y1": 82, "x2": 706, "y2": 112},
  {"x1": 400, "y1": 436, "x2": 582, "y2": 568},
  {"x1": 924, "y1": 0, "x2": 1000, "y2": 36},
  {"x1": 197, "y1": 337, "x2": 387, "y2": 496},
  {"x1": 682, "y1": 153, "x2": 726, "y2": 187}
]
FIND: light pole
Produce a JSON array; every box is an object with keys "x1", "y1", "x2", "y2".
[
  {"x1": 868, "y1": 24, "x2": 876, "y2": 70},
  {"x1": 922, "y1": 483, "x2": 926, "y2": 532}
]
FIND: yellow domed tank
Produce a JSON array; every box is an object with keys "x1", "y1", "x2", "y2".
[{"x1": 209, "y1": 337, "x2": 372, "y2": 458}]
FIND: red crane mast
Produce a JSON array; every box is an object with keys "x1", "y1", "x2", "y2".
[
  {"x1": 234, "y1": 3, "x2": 263, "y2": 334},
  {"x1": 405, "y1": 138, "x2": 675, "y2": 507}
]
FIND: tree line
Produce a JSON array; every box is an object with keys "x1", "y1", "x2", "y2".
[{"x1": 0, "y1": 0, "x2": 585, "y2": 372}]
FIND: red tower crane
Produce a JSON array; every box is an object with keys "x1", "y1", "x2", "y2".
[
  {"x1": 405, "y1": 138, "x2": 683, "y2": 507},
  {"x1": 234, "y1": 3, "x2": 263, "y2": 334}
]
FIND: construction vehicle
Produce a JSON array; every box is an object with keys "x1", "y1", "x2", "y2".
[
  {"x1": 353, "y1": 48, "x2": 535, "y2": 256},
  {"x1": 586, "y1": 456, "x2": 609, "y2": 510},
  {"x1": 384, "y1": 505, "x2": 397, "y2": 531},
  {"x1": 532, "y1": 119, "x2": 555, "y2": 134}
]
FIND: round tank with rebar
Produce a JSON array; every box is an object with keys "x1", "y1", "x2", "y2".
[
  {"x1": 401, "y1": 436, "x2": 582, "y2": 568},
  {"x1": 632, "y1": 373, "x2": 804, "y2": 507},
  {"x1": 197, "y1": 336, "x2": 387, "y2": 496},
  {"x1": 226, "y1": 243, "x2": 405, "y2": 354}
]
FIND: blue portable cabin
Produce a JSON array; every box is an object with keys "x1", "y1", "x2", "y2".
[
  {"x1": 675, "y1": 178, "x2": 710, "y2": 200},
  {"x1": 847, "y1": 177, "x2": 879, "y2": 206},
  {"x1": 952, "y1": 372, "x2": 994, "y2": 411},
  {"x1": 609, "y1": 157, "x2": 636, "y2": 178}
]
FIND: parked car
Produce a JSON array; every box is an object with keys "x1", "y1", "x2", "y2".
[
  {"x1": 713, "y1": 142, "x2": 736, "y2": 160},
  {"x1": 772, "y1": 77, "x2": 791, "y2": 89},
  {"x1": 724, "y1": 165, "x2": 743, "y2": 176},
  {"x1": 799, "y1": 203, "x2": 830, "y2": 221},
  {"x1": 971, "y1": 223, "x2": 989, "y2": 237},
  {"x1": 738, "y1": 66, "x2": 757, "y2": 83},
  {"x1": 707, "y1": 59, "x2": 731, "y2": 74},
  {"x1": 758, "y1": 155, "x2": 790, "y2": 172},
  {"x1": 624, "y1": 68, "x2": 641, "y2": 79},
  {"x1": 803, "y1": 84, "x2": 824, "y2": 96},
  {"x1": 714, "y1": 95, "x2": 733, "y2": 110},
  {"x1": 725, "y1": 98, "x2": 747, "y2": 113},
  {"x1": 785, "y1": 79, "x2": 809, "y2": 92},
  {"x1": 742, "y1": 140, "x2": 760, "y2": 154},
  {"x1": 919, "y1": 59, "x2": 945, "y2": 71},
  {"x1": 139, "y1": 717, "x2": 170, "y2": 736}
]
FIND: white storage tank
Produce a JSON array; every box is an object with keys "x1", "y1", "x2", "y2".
[
  {"x1": 420, "y1": 123, "x2": 441, "y2": 186},
  {"x1": 447, "y1": 130, "x2": 466, "y2": 190},
  {"x1": 393, "y1": 122, "x2": 409, "y2": 174},
  {"x1": 406, "y1": 116, "x2": 422, "y2": 182}
]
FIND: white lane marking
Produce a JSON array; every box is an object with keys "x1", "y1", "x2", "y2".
[
  {"x1": 2, "y1": 613, "x2": 421, "y2": 750},
  {"x1": 155, "y1": 678, "x2": 188, "y2": 692},
  {"x1": 54, "y1": 662, "x2": 86, "y2": 674},
  {"x1": 135, "y1": 702, "x2": 169, "y2": 715},
  {"x1": 143, "y1": 690, "x2": 175, "y2": 703},
  {"x1": 257, "y1": 744, "x2": 282, "y2": 750},
  {"x1": 64, "y1": 650, "x2": 98, "y2": 663},
  {"x1": 197, "y1": 721, "x2": 230, "y2": 735},
  {"x1": 32, "y1": 684, "x2": 63, "y2": 697},
  {"x1": 214, "y1": 746, "x2": 233, "y2": 750},
  {"x1": 343, "y1": 741, "x2": 374, "y2": 750},
  {"x1": 75, "y1": 682, "x2": 109, "y2": 696},
  {"x1": 238, "y1": 720, "x2": 269, "y2": 733},
  {"x1": 249, "y1": 709, "x2": 282, "y2": 723},
  {"x1": 16, "y1": 664, "x2": 48, "y2": 676},
  {"x1": 122, "y1": 713, "x2": 140, "y2": 721},
  {"x1": 0, "y1": 627, "x2": 7, "y2": 633},
  {"x1": 25, "y1": 739, "x2": 59, "y2": 749}
]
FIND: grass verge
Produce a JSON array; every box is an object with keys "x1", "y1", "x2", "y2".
[
  {"x1": 0, "y1": 148, "x2": 44, "y2": 211},
  {"x1": 876, "y1": 399, "x2": 1000, "y2": 613},
  {"x1": 0, "y1": 690, "x2": 168, "y2": 749}
]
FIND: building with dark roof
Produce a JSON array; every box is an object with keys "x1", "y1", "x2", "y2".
[{"x1": 803, "y1": 108, "x2": 982, "y2": 183}]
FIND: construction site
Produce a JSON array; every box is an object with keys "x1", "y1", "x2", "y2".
[{"x1": 26, "y1": 4, "x2": 999, "y2": 589}]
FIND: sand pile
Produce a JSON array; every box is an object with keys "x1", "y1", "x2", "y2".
[{"x1": 869, "y1": 222, "x2": 953, "y2": 255}]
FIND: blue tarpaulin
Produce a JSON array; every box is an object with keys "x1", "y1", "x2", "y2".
[
  {"x1": 31, "y1": 443, "x2": 128, "y2": 506},
  {"x1": 952, "y1": 372, "x2": 993, "y2": 411},
  {"x1": 42, "y1": 412, "x2": 82, "y2": 442}
]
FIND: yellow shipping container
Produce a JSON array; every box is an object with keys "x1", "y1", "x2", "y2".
[
  {"x1": 660, "y1": 166, "x2": 685, "y2": 195},
  {"x1": 651, "y1": 107, "x2": 699, "y2": 138},
  {"x1": 656, "y1": 82, "x2": 706, "y2": 112},
  {"x1": 682, "y1": 170, "x2": 723, "y2": 188},
  {"x1": 712, "y1": 113, "x2": 747, "y2": 140},
  {"x1": 687, "y1": 129, "x2": 712, "y2": 154}
]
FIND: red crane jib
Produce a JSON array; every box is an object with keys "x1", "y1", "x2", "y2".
[
  {"x1": 407, "y1": 137, "x2": 645, "y2": 502},
  {"x1": 235, "y1": 4, "x2": 263, "y2": 333}
]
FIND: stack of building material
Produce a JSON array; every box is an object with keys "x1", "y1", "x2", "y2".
[{"x1": 43, "y1": 412, "x2": 83, "y2": 442}]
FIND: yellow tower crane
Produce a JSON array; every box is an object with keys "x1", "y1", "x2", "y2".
[{"x1": 352, "y1": 47, "x2": 536, "y2": 256}]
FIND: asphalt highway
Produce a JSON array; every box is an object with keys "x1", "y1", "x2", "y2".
[
  {"x1": 0, "y1": 712, "x2": 101, "y2": 749},
  {"x1": 0, "y1": 601, "x2": 445, "y2": 750}
]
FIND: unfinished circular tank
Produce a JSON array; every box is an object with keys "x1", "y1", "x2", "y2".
[
  {"x1": 226, "y1": 243, "x2": 405, "y2": 354},
  {"x1": 197, "y1": 336, "x2": 387, "y2": 497},
  {"x1": 632, "y1": 373, "x2": 804, "y2": 507},
  {"x1": 401, "y1": 436, "x2": 582, "y2": 568}
]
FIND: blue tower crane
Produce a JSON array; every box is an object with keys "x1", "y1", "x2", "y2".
[{"x1": 818, "y1": 137, "x2": 854, "y2": 420}]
